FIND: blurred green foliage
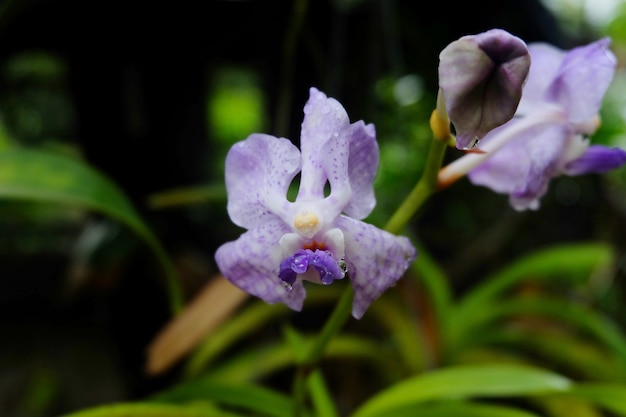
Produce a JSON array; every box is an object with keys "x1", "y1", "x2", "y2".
[{"x1": 1, "y1": 0, "x2": 626, "y2": 417}]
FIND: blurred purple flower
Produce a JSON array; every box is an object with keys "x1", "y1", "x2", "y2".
[
  {"x1": 467, "y1": 37, "x2": 626, "y2": 210},
  {"x1": 439, "y1": 28, "x2": 531, "y2": 149},
  {"x1": 215, "y1": 87, "x2": 416, "y2": 319}
]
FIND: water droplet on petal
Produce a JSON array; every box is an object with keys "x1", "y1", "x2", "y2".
[{"x1": 463, "y1": 137, "x2": 480, "y2": 150}]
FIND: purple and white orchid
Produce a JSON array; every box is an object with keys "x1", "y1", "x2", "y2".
[
  {"x1": 440, "y1": 37, "x2": 626, "y2": 210},
  {"x1": 215, "y1": 87, "x2": 416, "y2": 319}
]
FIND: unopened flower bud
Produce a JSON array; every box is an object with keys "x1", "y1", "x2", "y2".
[{"x1": 438, "y1": 28, "x2": 530, "y2": 149}]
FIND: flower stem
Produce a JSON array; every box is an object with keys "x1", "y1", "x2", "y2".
[
  {"x1": 303, "y1": 286, "x2": 354, "y2": 366},
  {"x1": 384, "y1": 133, "x2": 448, "y2": 235},
  {"x1": 290, "y1": 104, "x2": 451, "y2": 416},
  {"x1": 291, "y1": 285, "x2": 352, "y2": 417}
]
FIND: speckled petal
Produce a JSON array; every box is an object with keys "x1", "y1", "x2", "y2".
[
  {"x1": 334, "y1": 216, "x2": 417, "y2": 319},
  {"x1": 297, "y1": 88, "x2": 379, "y2": 219},
  {"x1": 344, "y1": 120, "x2": 378, "y2": 219},
  {"x1": 215, "y1": 218, "x2": 306, "y2": 311},
  {"x1": 564, "y1": 145, "x2": 626, "y2": 175},
  {"x1": 298, "y1": 87, "x2": 351, "y2": 200},
  {"x1": 225, "y1": 133, "x2": 301, "y2": 229}
]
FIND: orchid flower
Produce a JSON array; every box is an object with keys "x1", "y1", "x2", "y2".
[
  {"x1": 215, "y1": 88, "x2": 416, "y2": 319},
  {"x1": 439, "y1": 37, "x2": 626, "y2": 210},
  {"x1": 438, "y1": 28, "x2": 531, "y2": 149}
]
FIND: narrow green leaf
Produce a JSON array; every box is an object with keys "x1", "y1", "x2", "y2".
[
  {"x1": 531, "y1": 395, "x2": 603, "y2": 417},
  {"x1": 448, "y1": 242, "x2": 615, "y2": 356},
  {"x1": 448, "y1": 297, "x2": 626, "y2": 366},
  {"x1": 184, "y1": 301, "x2": 287, "y2": 377},
  {"x1": 375, "y1": 401, "x2": 543, "y2": 417},
  {"x1": 0, "y1": 148, "x2": 183, "y2": 312},
  {"x1": 151, "y1": 378, "x2": 292, "y2": 417},
  {"x1": 369, "y1": 296, "x2": 426, "y2": 372},
  {"x1": 351, "y1": 364, "x2": 571, "y2": 417},
  {"x1": 205, "y1": 334, "x2": 394, "y2": 383},
  {"x1": 307, "y1": 370, "x2": 340, "y2": 417},
  {"x1": 184, "y1": 285, "x2": 344, "y2": 378},
  {"x1": 482, "y1": 327, "x2": 626, "y2": 382},
  {"x1": 412, "y1": 242, "x2": 452, "y2": 334},
  {"x1": 569, "y1": 383, "x2": 626, "y2": 415},
  {"x1": 456, "y1": 242, "x2": 613, "y2": 316},
  {"x1": 148, "y1": 183, "x2": 226, "y2": 209},
  {"x1": 281, "y1": 324, "x2": 340, "y2": 417},
  {"x1": 60, "y1": 402, "x2": 238, "y2": 417}
]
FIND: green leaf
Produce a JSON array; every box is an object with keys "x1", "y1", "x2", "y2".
[
  {"x1": 0, "y1": 148, "x2": 183, "y2": 312},
  {"x1": 307, "y1": 370, "x2": 340, "y2": 417},
  {"x1": 482, "y1": 327, "x2": 626, "y2": 382},
  {"x1": 350, "y1": 364, "x2": 571, "y2": 417},
  {"x1": 148, "y1": 183, "x2": 226, "y2": 209},
  {"x1": 448, "y1": 242, "x2": 614, "y2": 350},
  {"x1": 204, "y1": 334, "x2": 395, "y2": 383},
  {"x1": 369, "y1": 296, "x2": 426, "y2": 373},
  {"x1": 151, "y1": 378, "x2": 293, "y2": 417},
  {"x1": 448, "y1": 296, "x2": 626, "y2": 366},
  {"x1": 185, "y1": 285, "x2": 345, "y2": 378},
  {"x1": 184, "y1": 301, "x2": 287, "y2": 377},
  {"x1": 532, "y1": 395, "x2": 603, "y2": 417},
  {"x1": 456, "y1": 242, "x2": 613, "y2": 314},
  {"x1": 378, "y1": 402, "x2": 543, "y2": 417},
  {"x1": 569, "y1": 383, "x2": 626, "y2": 416},
  {"x1": 412, "y1": 242, "x2": 452, "y2": 332},
  {"x1": 60, "y1": 402, "x2": 239, "y2": 417}
]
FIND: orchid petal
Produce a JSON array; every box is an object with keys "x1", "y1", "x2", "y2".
[
  {"x1": 216, "y1": 218, "x2": 306, "y2": 311},
  {"x1": 335, "y1": 216, "x2": 417, "y2": 319},
  {"x1": 344, "y1": 121, "x2": 378, "y2": 219},
  {"x1": 547, "y1": 38, "x2": 616, "y2": 124},
  {"x1": 469, "y1": 122, "x2": 569, "y2": 210},
  {"x1": 298, "y1": 88, "x2": 379, "y2": 219},
  {"x1": 298, "y1": 87, "x2": 351, "y2": 200},
  {"x1": 225, "y1": 133, "x2": 300, "y2": 229},
  {"x1": 564, "y1": 145, "x2": 626, "y2": 175},
  {"x1": 517, "y1": 43, "x2": 566, "y2": 115}
]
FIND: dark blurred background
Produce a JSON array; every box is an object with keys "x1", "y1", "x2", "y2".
[{"x1": 0, "y1": 0, "x2": 625, "y2": 415}]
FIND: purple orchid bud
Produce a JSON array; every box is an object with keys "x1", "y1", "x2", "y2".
[
  {"x1": 215, "y1": 88, "x2": 416, "y2": 319},
  {"x1": 438, "y1": 28, "x2": 531, "y2": 149}
]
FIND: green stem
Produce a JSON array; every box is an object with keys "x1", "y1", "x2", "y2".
[
  {"x1": 308, "y1": 369, "x2": 340, "y2": 417},
  {"x1": 384, "y1": 137, "x2": 448, "y2": 235},
  {"x1": 292, "y1": 287, "x2": 352, "y2": 417},
  {"x1": 303, "y1": 286, "x2": 354, "y2": 366},
  {"x1": 292, "y1": 367, "x2": 308, "y2": 417},
  {"x1": 290, "y1": 118, "x2": 449, "y2": 415}
]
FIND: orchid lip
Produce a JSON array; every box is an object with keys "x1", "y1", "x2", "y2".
[{"x1": 278, "y1": 248, "x2": 346, "y2": 290}]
